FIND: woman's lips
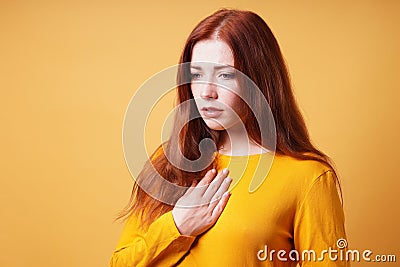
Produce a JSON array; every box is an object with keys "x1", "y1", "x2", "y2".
[{"x1": 201, "y1": 107, "x2": 223, "y2": 118}]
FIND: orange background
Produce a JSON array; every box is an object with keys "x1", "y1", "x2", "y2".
[{"x1": 1, "y1": 1, "x2": 399, "y2": 266}]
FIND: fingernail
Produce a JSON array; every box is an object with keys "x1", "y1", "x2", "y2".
[
  {"x1": 223, "y1": 168, "x2": 229, "y2": 174},
  {"x1": 211, "y1": 169, "x2": 216, "y2": 174},
  {"x1": 225, "y1": 177, "x2": 232, "y2": 183}
]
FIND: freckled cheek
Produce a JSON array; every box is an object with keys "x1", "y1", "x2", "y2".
[{"x1": 221, "y1": 92, "x2": 243, "y2": 111}]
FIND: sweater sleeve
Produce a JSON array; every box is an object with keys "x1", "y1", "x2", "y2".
[
  {"x1": 294, "y1": 170, "x2": 350, "y2": 266},
  {"x1": 110, "y1": 210, "x2": 196, "y2": 267}
]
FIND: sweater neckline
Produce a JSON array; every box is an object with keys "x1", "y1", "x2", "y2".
[{"x1": 214, "y1": 151, "x2": 275, "y2": 162}]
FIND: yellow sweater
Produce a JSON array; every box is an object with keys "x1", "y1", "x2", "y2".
[{"x1": 110, "y1": 152, "x2": 349, "y2": 266}]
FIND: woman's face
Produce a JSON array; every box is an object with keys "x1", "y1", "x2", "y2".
[{"x1": 190, "y1": 39, "x2": 244, "y2": 131}]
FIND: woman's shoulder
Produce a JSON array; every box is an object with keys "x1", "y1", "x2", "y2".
[{"x1": 271, "y1": 152, "x2": 336, "y2": 187}]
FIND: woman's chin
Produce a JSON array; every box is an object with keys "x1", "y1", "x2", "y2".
[{"x1": 203, "y1": 120, "x2": 225, "y2": 131}]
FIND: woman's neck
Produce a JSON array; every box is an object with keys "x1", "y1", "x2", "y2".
[{"x1": 217, "y1": 125, "x2": 270, "y2": 156}]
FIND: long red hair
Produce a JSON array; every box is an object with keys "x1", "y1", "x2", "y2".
[{"x1": 117, "y1": 9, "x2": 340, "y2": 227}]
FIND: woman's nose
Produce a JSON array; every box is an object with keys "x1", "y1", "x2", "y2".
[{"x1": 200, "y1": 83, "x2": 218, "y2": 99}]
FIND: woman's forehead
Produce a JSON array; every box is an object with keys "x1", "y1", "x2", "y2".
[{"x1": 191, "y1": 39, "x2": 234, "y2": 66}]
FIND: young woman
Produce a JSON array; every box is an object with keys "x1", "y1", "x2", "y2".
[{"x1": 110, "y1": 9, "x2": 348, "y2": 267}]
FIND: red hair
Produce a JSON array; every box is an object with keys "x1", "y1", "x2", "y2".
[{"x1": 117, "y1": 9, "x2": 340, "y2": 227}]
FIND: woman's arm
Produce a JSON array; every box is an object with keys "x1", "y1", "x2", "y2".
[
  {"x1": 110, "y1": 211, "x2": 195, "y2": 267},
  {"x1": 294, "y1": 170, "x2": 350, "y2": 267},
  {"x1": 110, "y1": 168, "x2": 232, "y2": 267}
]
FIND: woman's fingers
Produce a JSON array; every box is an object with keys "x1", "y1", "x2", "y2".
[
  {"x1": 180, "y1": 169, "x2": 214, "y2": 201},
  {"x1": 210, "y1": 191, "x2": 231, "y2": 221},
  {"x1": 180, "y1": 168, "x2": 231, "y2": 207},
  {"x1": 183, "y1": 179, "x2": 200, "y2": 196},
  {"x1": 195, "y1": 168, "x2": 217, "y2": 191},
  {"x1": 210, "y1": 176, "x2": 232, "y2": 204},
  {"x1": 202, "y1": 168, "x2": 229, "y2": 199},
  {"x1": 179, "y1": 169, "x2": 216, "y2": 207},
  {"x1": 172, "y1": 168, "x2": 232, "y2": 236}
]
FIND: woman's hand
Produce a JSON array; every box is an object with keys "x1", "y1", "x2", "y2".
[{"x1": 172, "y1": 168, "x2": 232, "y2": 236}]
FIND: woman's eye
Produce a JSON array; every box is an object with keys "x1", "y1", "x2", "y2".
[
  {"x1": 220, "y1": 73, "x2": 235, "y2": 79},
  {"x1": 191, "y1": 73, "x2": 202, "y2": 80}
]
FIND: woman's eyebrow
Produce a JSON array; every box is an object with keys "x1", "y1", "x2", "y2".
[
  {"x1": 190, "y1": 65, "x2": 203, "y2": 70},
  {"x1": 190, "y1": 64, "x2": 234, "y2": 70},
  {"x1": 214, "y1": 65, "x2": 234, "y2": 70}
]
